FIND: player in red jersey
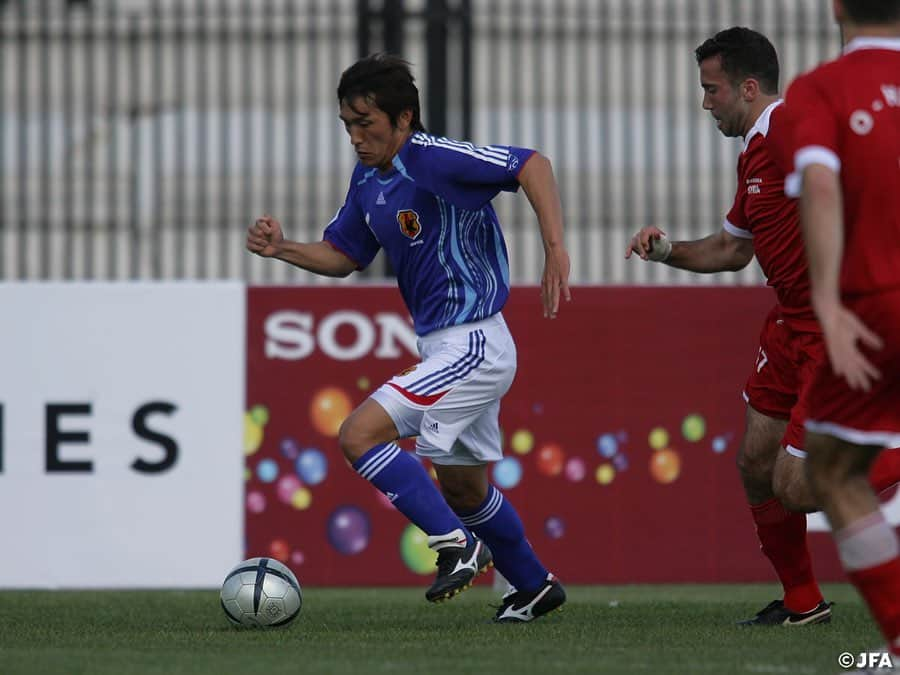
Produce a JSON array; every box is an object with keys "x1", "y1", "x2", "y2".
[
  {"x1": 626, "y1": 26, "x2": 900, "y2": 627},
  {"x1": 782, "y1": 0, "x2": 900, "y2": 657}
]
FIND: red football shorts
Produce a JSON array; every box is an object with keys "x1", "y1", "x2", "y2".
[
  {"x1": 743, "y1": 306, "x2": 826, "y2": 457},
  {"x1": 805, "y1": 288, "x2": 900, "y2": 447}
]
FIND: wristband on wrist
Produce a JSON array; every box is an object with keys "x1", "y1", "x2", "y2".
[{"x1": 648, "y1": 235, "x2": 672, "y2": 262}]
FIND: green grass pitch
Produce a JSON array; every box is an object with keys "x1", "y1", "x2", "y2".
[{"x1": 0, "y1": 584, "x2": 883, "y2": 674}]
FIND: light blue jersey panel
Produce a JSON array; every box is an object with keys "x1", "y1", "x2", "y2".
[{"x1": 324, "y1": 132, "x2": 534, "y2": 336}]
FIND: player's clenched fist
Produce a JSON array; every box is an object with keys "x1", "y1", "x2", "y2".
[
  {"x1": 625, "y1": 225, "x2": 671, "y2": 262},
  {"x1": 246, "y1": 214, "x2": 284, "y2": 258}
]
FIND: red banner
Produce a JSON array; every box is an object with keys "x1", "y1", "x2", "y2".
[{"x1": 245, "y1": 286, "x2": 850, "y2": 585}]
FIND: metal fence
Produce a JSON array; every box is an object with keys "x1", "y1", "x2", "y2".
[{"x1": 0, "y1": 0, "x2": 840, "y2": 284}]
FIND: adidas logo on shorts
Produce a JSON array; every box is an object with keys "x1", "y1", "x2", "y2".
[{"x1": 426, "y1": 421, "x2": 439, "y2": 432}]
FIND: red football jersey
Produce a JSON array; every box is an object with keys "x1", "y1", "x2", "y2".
[
  {"x1": 724, "y1": 102, "x2": 817, "y2": 331},
  {"x1": 784, "y1": 38, "x2": 900, "y2": 295}
]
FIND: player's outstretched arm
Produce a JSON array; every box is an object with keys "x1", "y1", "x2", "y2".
[
  {"x1": 625, "y1": 226, "x2": 754, "y2": 274},
  {"x1": 246, "y1": 215, "x2": 357, "y2": 278},
  {"x1": 516, "y1": 152, "x2": 571, "y2": 318}
]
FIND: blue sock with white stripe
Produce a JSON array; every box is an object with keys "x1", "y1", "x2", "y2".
[
  {"x1": 459, "y1": 485, "x2": 548, "y2": 592},
  {"x1": 353, "y1": 443, "x2": 471, "y2": 540}
]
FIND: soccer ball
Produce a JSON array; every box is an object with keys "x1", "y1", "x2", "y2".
[{"x1": 219, "y1": 557, "x2": 303, "y2": 627}]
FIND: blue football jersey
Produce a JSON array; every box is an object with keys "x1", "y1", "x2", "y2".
[{"x1": 323, "y1": 132, "x2": 535, "y2": 336}]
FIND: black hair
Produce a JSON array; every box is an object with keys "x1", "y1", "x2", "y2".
[
  {"x1": 841, "y1": 0, "x2": 900, "y2": 23},
  {"x1": 336, "y1": 53, "x2": 426, "y2": 132},
  {"x1": 694, "y1": 27, "x2": 780, "y2": 94}
]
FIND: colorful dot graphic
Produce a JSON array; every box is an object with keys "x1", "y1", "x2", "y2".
[
  {"x1": 249, "y1": 405, "x2": 269, "y2": 426},
  {"x1": 296, "y1": 448, "x2": 328, "y2": 485},
  {"x1": 269, "y1": 538, "x2": 290, "y2": 562},
  {"x1": 276, "y1": 475, "x2": 302, "y2": 503},
  {"x1": 545, "y1": 516, "x2": 565, "y2": 539},
  {"x1": 597, "y1": 433, "x2": 618, "y2": 458},
  {"x1": 648, "y1": 427, "x2": 669, "y2": 451},
  {"x1": 327, "y1": 505, "x2": 371, "y2": 555},
  {"x1": 511, "y1": 429, "x2": 534, "y2": 455},
  {"x1": 596, "y1": 464, "x2": 615, "y2": 485},
  {"x1": 246, "y1": 491, "x2": 266, "y2": 514},
  {"x1": 310, "y1": 387, "x2": 353, "y2": 437},
  {"x1": 256, "y1": 459, "x2": 279, "y2": 483},
  {"x1": 650, "y1": 449, "x2": 681, "y2": 483},
  {"x1": 280, "y1": 437, "x2": 300, "y2": 460},
  {"x1": 612, "y1": 453, "x2": 629, "y2": 471},
  {"x1": 565, "y1": 457, "x2": 586, "y2": 482},
  {"x1": 682, "y1": 414, "x2": 706, "y2": 442},
  {"x1": 493, "y1": 457, "x2": 523, "y2": 489},
  {"x1": 536, "y1": 443, "x2": 565, "y2": 476},
  {"x1": 244, "y1": 408, "x2": 268, "y2": 456},
  {"x1": 290, "y1": 488, "x2": 312, "y2": 510},
  {"x1": 400, "y1": 524, "x2": 437, "y2": 575}
]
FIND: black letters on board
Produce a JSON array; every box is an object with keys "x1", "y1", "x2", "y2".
[
  {"x1": 46, "y1": 403, "x2": 93, "y2": 473},
  {"x1": 131, "y1": 401, "x2": 179, "y2": 473}
]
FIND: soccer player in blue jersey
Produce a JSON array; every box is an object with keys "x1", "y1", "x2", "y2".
[{"x1": 246, "y1": 54, "x2": 570, "y2": 622}]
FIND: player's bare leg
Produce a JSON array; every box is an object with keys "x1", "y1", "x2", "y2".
[
  {"x1": 736, "y1": 406, "x2": 785, "y2": 505},
  {"x1": 436, "y1": 463, "x2": 566, "y2": 622},
  {"x1": 339, "y1": 399, "x2": 491, "y2": 603},
  {"x1": 434, "y1": 463, "x2": 489, "y2": 512},
  {"x1": 338, "y1": 398, "x2": 402, "y2": 463},
  {"x1": 806, "y1": 433, "x2": 900, "y2": 656},
  {"x1": 772, "y1": 450, "x2": 819, "y2": 513},
  {"x1": 736, "y1": 406, "x2": 830, "y2": 625},
  {"x1": 771, "y1": 436, "x2": 900, "y2": 510},
  {"x1": 869, "y1": 448, "x2": 900, "y2": 495},
  {"x1": 806, "y1": 434, "x2": 881, "y2": 528}
]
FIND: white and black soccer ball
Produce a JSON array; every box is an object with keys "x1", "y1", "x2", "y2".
[{"x1": 220, "y1": 557, "x2": 303, "y2": 627}]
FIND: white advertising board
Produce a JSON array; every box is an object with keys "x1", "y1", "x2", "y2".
[{"x1": 0, "y1": 282, "x2": 244, "y2": 587}]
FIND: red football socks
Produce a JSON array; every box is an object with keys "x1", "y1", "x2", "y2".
[
  {"x1": 750, "y1": 498, "x2": 824, "y2": 614},
  {"x1": 848, "y1": 557, "x2": 900, "y2": 655},
  {"x1": 836, "y1": 512, "x2": 900, "y2": 655}
]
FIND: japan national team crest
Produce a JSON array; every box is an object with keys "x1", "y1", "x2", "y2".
[
  {"x1": 397, "y1": 209, "x2": 422, "y2": 240},
  {"x1": 397, "y1": 364, "x2": 418, "y2": 376}
]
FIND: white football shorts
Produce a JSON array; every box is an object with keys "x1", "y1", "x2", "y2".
[{"x1": 370, "y1": 312, "x2": 516, "y2": 466}]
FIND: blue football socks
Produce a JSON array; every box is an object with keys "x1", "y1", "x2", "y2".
[
  {"x1": 459, "y1": 484, "x2": 548, "y2": 592},
  {"x1": 353, "y1": 443, "x2": 470, "y2": 540}
]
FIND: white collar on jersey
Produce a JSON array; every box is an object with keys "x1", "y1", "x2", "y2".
[
  {"x1": 743, "y1": 99, "x2": 784, "y2": 152},
  {"x1": 844, "y1": 36, "x2": 900, "y2": 54}
]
